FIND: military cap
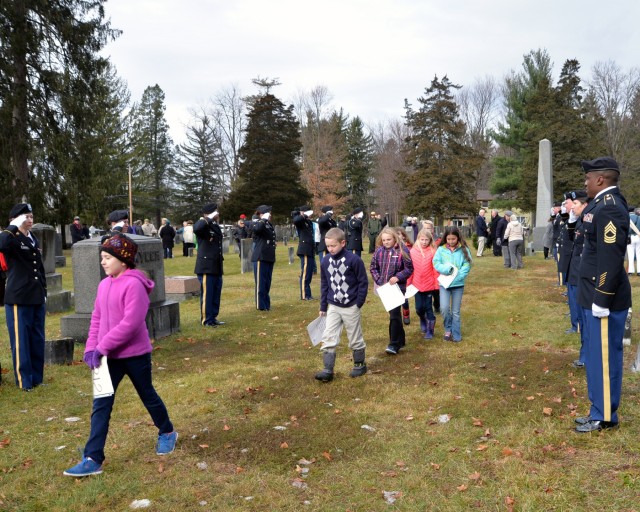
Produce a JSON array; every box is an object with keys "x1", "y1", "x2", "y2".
[
  {"x1": 256, "y1": 205, "x2": 272, "y2": 214},
  {"x1": 581, "y1": 157, "x2": 620, "y2": 174},
  {"x1": 8, "y1": 203, "x2": 32, "y2": 219},
  {"x1": 107, "y1": 209, "x2": 129, "y2": 223},
  {"x1": 202, "y1": 203, "x2": 218, "y2": 214},
  {"x1": 352, "y1": 207, "x2": 363, "y2": 215},
  {"x1": 565, "y1": 190, "x2": 588, "y2": 201},
  {"x1": 321, "y1": 205, "x2": 333, "y2": 213}
]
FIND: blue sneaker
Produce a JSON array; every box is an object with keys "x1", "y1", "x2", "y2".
[
  {"x1": 385, "y1": 345, "x2": 398, "y2": 355},
  {"x1": 156, "y1": 431, "x2": 178, "y2": 455},
  {"x1": 63, "y1": 457, "x2": 102, "y2": 477}
]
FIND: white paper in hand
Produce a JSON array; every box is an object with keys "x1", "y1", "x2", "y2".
[
  {"x1": 92, "y1": 356, "x2": 114, "y2": 398},
  {"x1": 437, "y1": 266, "x2": 458, "y2": 289},
  {"x1": 377, "y1": 283, "x2": 406, "y2": 312},
  {"x1": 404, "y1": 284, "x2": 419, "y2": 299},
  {"x1": 307, "y1": 316, "x2": 326, "y2": 346}
]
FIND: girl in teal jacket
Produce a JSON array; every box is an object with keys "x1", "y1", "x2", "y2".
[{"x1": 432, "y1": 227, "x2": 472, "y2": 342}]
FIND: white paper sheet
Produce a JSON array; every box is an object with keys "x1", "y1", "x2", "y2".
[
  {"x1": 404, "y1": 284, "x2": 419, "y2": 299},
  {"x1": 307, "y1": 315, "x2": 326, "y2": 346},
  {"x1": 437, "y1": 265, "x2": 459, "y2": 289},
  {"x1": 92, "y1": 356, "x2": 114, "y2": 398},
  {"x1": 376, "y1": 283, "x2": 406, "y2": 312}
]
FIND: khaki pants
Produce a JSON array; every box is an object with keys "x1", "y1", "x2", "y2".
[{"x1": 320, "y1": 304, "x2": 365, "y2": 353}]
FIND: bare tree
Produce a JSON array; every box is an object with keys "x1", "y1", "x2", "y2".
[
  {"x1": 208, "y1": 83, "x2": 246, "y2": 188},
  {"x1": 588, "y1": 60, "x2": 640, "y2": 162}
]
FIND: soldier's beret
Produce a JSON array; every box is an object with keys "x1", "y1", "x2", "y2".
[
  {"x1": 565, "y1": 190, "x2": 588, "y2": 201},
  {"x1": 256, "y1": 205, "x2": 272, "y2": 214},
  {"x1": 202, "y1": 203, "x2": 218, "y2": 214},
  {"x1": 352, "y1": 207, "x2": 363, "y2": 215},
  {"x1": 8, "y1": 203, "x2": 32, "y2": 219},
  {"x1": 107, "y1": 209, "x2": 129, "y2": 223},
  {"x1": 321, "y1": 205, "x2": 333, "y2": 213},
  {"x1": 581, "y1": 157, "x2": 620, "y2": 174}
]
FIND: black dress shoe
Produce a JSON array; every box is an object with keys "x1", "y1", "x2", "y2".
[
  {"x1": 574, "y1": 416, "x2": 591, "y2": 425},
  {"x1": 572, "y1": 360, "x2": 585, "y2": 368},
  {"x1": 203, "y1": 323, "x2": 217, "y2": 328},
  {"x1": 212, "y1": 319, "x2": 225, "y2": 325},
  {"x1": 575, "y1": 419, "x2": 618, "y2": 433}
]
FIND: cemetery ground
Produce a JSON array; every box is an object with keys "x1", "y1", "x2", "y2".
[{"x1": 1, "y1": 246, "x2": 640, "y2": 511}]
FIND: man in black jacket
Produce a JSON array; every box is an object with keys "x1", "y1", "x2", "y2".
[
  {"x1": 193, "y1": 203, "x2": 225, "y2": 327},
  {"x1": 293, "y1": 205, "x2": 316, "y2": 300},
  {"x1": 0, "y1": 203, "x2": 47, "y2": 390},
  {"x1": 347, "y1": 207, "x2": 364, "y2": 257},
  {"x1": 317, "y1": 206, "x2": 337, "y2": 259}
]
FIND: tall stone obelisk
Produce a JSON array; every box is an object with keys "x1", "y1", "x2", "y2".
[{"x1": 533, "y1": 139, "x2": 553, "y2": 251}]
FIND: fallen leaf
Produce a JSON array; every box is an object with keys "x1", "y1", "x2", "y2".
[
  {"x1": 502, "y1": 447, "x2": 514, "y2": 456},
  {"x1": 472, "y1": 418, "x2": 483, "y2": 427},
  {"x1": 280, "y1": 442, "x2": 289, "y2": 449},
  {"x1": 205, "y1": 387, "x2": 218, "y2": 393},
  {"x1": 476, "y1": 444, "x2": 488, "y2": 451},
  {"x1": 505, "y1": 495, "x2": 515, "y2": 511},
  {"x1": 405, "y1": 415, "x2": 414, "y2": 421},
  {"x1": 543, "y1": 407, "x2": 553, "y2": 416},
  {"x1": 457, "y1": 484, "x2": 468, "y2": 491},
  {"x1": 158, "y1": 462, "x2": 164, "y2": 473},
  {"x1": 552, "y1": 397, "x2": 562, "y2": 403},
  {"x1": 322, "y1": 451, "x2": 332, "y2": 461},
  {"x1": 468, "y1": 471, "x2": 481, "y2": 481},
  {"x1": 223, "y1": 425, "x2": 231, "y2": 431},
  {"x1": 235, "y1": 466, "x2": 244, "y2": 474},
  {"x1": 291, "y1": 478, "x2": 308, "y2": 489},
  {"x1": 199, "y1": 444, "x2": 209, "y2": 448},
  {"x1": 381, "y1": 471, "x2": 398, "y2": 477},
  {"x1": 526, "y1": 396, "x2": 535, "y2": 401},
  {"x1": 430, "y1": 462, "x2": 441, "y2": 470},
  {"x1": 395, "y1": 461, "x2": 406, "y2": 467},
  {"x1": 334, "y1": 409, "x2": 341, "y2": 414},
  {"x1": 0, "y1": 438, "x2": 10, "y2": 449}
]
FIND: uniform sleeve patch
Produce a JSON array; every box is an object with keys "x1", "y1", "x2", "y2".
[
  {"x1": 603, "y1": 221, "x2": 617, "y2": 243},
  {"x1": 599, "y1": 272, "x2": 607, "y2": 287},
  {"x1": 583, "y1": 213, "x2": 593, "y2": 223}
]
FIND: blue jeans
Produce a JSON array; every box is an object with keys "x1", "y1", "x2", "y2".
[
  {"x1": 439, "y1": 285, "x2": 464, "y2": 341},
  {"x1": 84, "y1": 353, "x2": 173, "y2": 464},
  {"x1": 415, "y1": 291, "x2": 436, "y2": 321}
]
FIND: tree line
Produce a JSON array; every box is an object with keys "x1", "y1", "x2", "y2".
[{"x1": 1, "y1": 2, "x2": 639, "y2": 231}]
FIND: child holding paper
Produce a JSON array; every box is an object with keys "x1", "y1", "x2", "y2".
[
  {"x1": 315, "y1": 228, "x2": 369, "y2": 382},
  {"x1": 409, "y1": 228, "x2": 440, "y2": 339},
  {"x1": 370, "y1": 227, "x2": 414, "y2": 355},
  {"x1": 433, "y1": 227, "x2": 472, "y2": 342},
  {"x1": 64, "y1": 234, "x2": 177, "y2": 477}
]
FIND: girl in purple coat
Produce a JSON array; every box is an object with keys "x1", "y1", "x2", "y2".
[{"x1": 64, "y1": 234, "x2": 177, "y2": 477}]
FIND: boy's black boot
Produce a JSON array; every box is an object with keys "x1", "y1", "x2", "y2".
[
  {"x1": 315, "y1": 351, "x2": 336, "y2": 382},
  {"x1": 349, "y1": 348, "x2": 367, "y2": 378}
]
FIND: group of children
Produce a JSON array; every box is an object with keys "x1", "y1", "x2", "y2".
[{"x1": 315, "y1": 224, "x2": 473, "y2": 381}]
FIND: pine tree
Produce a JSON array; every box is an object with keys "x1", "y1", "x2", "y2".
[
  {"x1": 174, "y1": 112, "x2": 225, "y2": 221},
  {"x1": 129, "y1": 85, "x2": 176, "y2": 227},
  {"x1": 222, "y1": 90, "x2": 310, "y2": 222},
  {"x1": 403, "y1": 75, "x2": 482, "y2": 220},
  {"x1": 342, "y1": 116, "x2": 375, "y2": 211}
]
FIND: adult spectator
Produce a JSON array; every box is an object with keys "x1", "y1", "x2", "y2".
[
  {"x1": 475, "y1": 209, "x2": 488, "y2": 257},
  {"x1": 158, "y1": 218, "x2": 176, "y2": 259},
  {"x1": 0, "y1": 203, "x2": 47, "y2": 391},
  {"x1": 182, "y1": 220, "x2": 195, "y2": 257},
  {"x1": 551, "y1": 202, "x2": 562, "y2": 261},
  {"x1": 367, "y1": 211, "x2": 383, "y2": 253},
  {"x1": 504, "y1": 212, "x2": 524, "y2": 269},
  {"x1": 626, "y1": 207, "x2": 640, "y2": 275},
  {"x1": 575, "y1": 156, "x2": 631, "y2": 433},
  {"x1": 488, "y1": 210, "x2": 500, "y2": 255},
  {"x1": 193, "y1": 203, "x2": 225, "y2": 327},
  {"x1": 337, "y1": 215, "x2": 348, "y2": 234},
  {"x1": 496, "y1": 211, "x2": 511, "y2": 268},
  {"x1": 231, "y1": 219, "x2": 247, "y2": 256},
  {"x1": 70, "y1": 216, "x2": 87, "y2": 244},
  {"x1": 141, "y1": 218, "x2": 156, "y2": 237},
  {"x1": 292, "y1": 205, "x2": 316, "y2": 300}
]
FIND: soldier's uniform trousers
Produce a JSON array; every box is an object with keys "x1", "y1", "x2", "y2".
[
  {"x1": 582, "y1": 307, "x2": 627, "y2": 423},
  {"x1": 5, "y1": 303, "x2": 45, "y2": 389},
  {"x1": 198, "y1": 274, "x2": 222, "y2": 326}
]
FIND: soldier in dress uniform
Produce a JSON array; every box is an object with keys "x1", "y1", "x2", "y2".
[
  {"x1": 252, "y1": 205, "x2": 276, "y2": 311},
  {"x1": 317, "y1": 205, "x2": 337, "y2": 259},
  {"x1": 575, "y1": 157, "x2": 631, "y2": 433},
  {"x1": 292, "y1": 205, "x2": 316, "y2": 300},
  {"x1": 193, "y1": 203, "x2": 225, "y2": 327},
  {"x1": 0, "y1": 203, "x2": 47, "y2": 390},
  {"x1": 347, "y1": 207, "x2": 364, "y2": 257}
]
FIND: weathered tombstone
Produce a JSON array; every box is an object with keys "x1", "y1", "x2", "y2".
[
  {"x1": 222, "y1": 237, "x2": 230, "y2": 254},
  {"x1": 240, "y1": 238, "x2": 253, "y2": 274},
  {"x1": 44, "y1": 337, "x2": 75, "y2": 365},
  {"x1": 31, "y1": 224, "x2": 72, "y2": 313},
  {"x1": 533, "y1": 139, "x2": 553, "y2": 252},
  {"x1": 54, "y1": 232, "x2": 66, "y2": 267},
  {"x1": 288, "y1": 247, "x2": 295, "y2": 264},
  {"x1": 165, "y1": 276, "x2": 200, "y2": 302},
  {"x1": 60, "y1": 235, "x2": 180, "y2": 342}
]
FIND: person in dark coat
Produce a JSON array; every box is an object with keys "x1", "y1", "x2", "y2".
[
  {"x1": 193, "y1": 203, "x2": 225, "y2": 327},
  {"x1": 232, "y1": 219, "x2": 248, "y2": 256},
  {"x1": 252, "y1": 205, "x2": 276, "y2": 310},
  {"x1": 317, "y1": 205, "x2": 337, "y2": 259},
  {"x1": 71, "y1": 216, "x2": 87, "y2": 244},
  {"x1": 347, "y1": 207, "x2": 364, "y2": 257},
  {"x1": 0, "y1": 203, "x2": 47, "y2": 390},
  {"x1": 489, "y1": 210, "x2": 501, "y2": 256},
  {"x1": 495, "y1": 211, "x2": 510, "y2": 268},
  {"x1": 575, "y1": 157, "x2": 631, "y2": 433},
  {"x1": 158, "y1": 218, "x2": 176, "y2": 259},
  {"x1": 293, "y1": 205, "x2": 316, "y2": 300}
]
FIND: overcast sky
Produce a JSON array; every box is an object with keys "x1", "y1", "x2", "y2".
[{"x1": 102, "y1": 0, "x2": 640, "y2": 144}]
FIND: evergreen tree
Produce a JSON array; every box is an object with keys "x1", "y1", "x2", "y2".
[
  {"x1": 222, "y1": 90, "x2": 310, "y2": 222},
  {"x1": 129, "y1": 85, "x2": 176, "y2": 227},
  {"x1": 0, "y1": 0, "x2": 119, "y2": 216},
  {"x1": 342, "y1": 116, "x2": 375, "y2": 211},
  {"x1": 402, "y1": 75, "x2": 482, "y2": 220},
  {"x1": 175, "y1": 112, "x2": 225, "y2": 221}
]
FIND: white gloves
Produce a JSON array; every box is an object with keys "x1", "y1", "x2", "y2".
[
  {"x1": 592, "y1": 304, "x2": 610, "y2": 318},
  {"x1": 261, "y1": 212, "x2": 271, "y2": 220},
  {"x1": 561, "y1": 206, "x2": 567, "y2": 214},
  {"x1": 114, "y1": 221, "x2": 125, "y2": 228},
  {"x1": 569, "y1": 211, "x2": 578, "y2": 223},
  {"x1": 207, "y1": 211, "x2": 218, "y2": 220},
  {"x1": 9, "y1": 214, "x2": 28, "y2": 228},
  {"x1": 304, "y1": 210, "x2": 313, "y2": 217}
]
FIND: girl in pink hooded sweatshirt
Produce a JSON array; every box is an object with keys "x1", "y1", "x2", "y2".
[{"x1": 64, "y1": 234, "x2": 177, "y2": 477}]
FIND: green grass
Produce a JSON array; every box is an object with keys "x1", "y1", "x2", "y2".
[{"x1": 1, "y1": 246, "x2": 640, "y2": 511}]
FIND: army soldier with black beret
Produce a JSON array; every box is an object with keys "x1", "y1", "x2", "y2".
[
  {"x1": 292, "y1": 205, "x2": 316, "y2": 300},
  {"x1": 575, "y1": 157, "x2": 631, "y2": 433},
  {"x1": 317, "y1": 205, "x2": 337, "y2": 259},
  {"x1": 252, "y1": 205, "x2": 276, "y2": 311},
  {"x1": 193, "y1": 203, "x2": 225, "y2": 327},
  {"x1": 347, "y1": 207, "x2": 364, "y2": 257},
  {"x1": 0, "y1": 203, "x2": 47, "y2": 390}
]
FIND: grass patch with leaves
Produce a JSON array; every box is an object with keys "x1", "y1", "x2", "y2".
[{"x1": 1, "y1": 248, "x2": 640, "y2": 511}]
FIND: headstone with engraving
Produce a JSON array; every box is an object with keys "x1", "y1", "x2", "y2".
[
  {"x1": 288, "y1": 247, "x2": 295, "y2": 264},
  {"x1": 240, "y1": 238, "x2": 253, "y2": 274},
  {"x1": 533, "y1": 139, "x2": 553, "y2": 252},
  {"x1": 31, "y1": 224, "x2": 71, "y2": 313},
  {"x1": 60, "y1": 234, "x2": 180, "y2": 342}
]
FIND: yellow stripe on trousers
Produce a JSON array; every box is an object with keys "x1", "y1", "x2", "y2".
[
  {"x1": 201, "y1": 274, "x2": 207, "y2": 325},
  {"x1": 301, "y1": 256, "x2": 308, "y2": 299},
  {"x1": 601, "y1": 317, "x2": 611, "y2": 422},
  {"x1": 256, "y1": 261, "x2": 261, "y2": 309},
  {"x1": 14, "y1": 304, "x2": 22, "y2": 388}
]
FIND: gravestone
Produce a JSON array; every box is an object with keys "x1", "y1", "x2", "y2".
[
  {"x1": 288, "y1": 247, "x2": 295, "y2": 264},
  {"x1": 533, "y1": 139, "x2": 553, "y2": 252},
  {"x1": 55, "y1": 233, "x2": 66, "y2": 267},
  {"x1": 60, "y1": 234, "x2": 180, "y2": 342},
  {"x1": 222, "y1": 237, "x2": 230, "y2": 254},
  {"x1": 240, "y1": 238, "x2": 253, "y2": 274},
  {"x1": 31, "y1": 224, "x2": 72, "y2": 313}
]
